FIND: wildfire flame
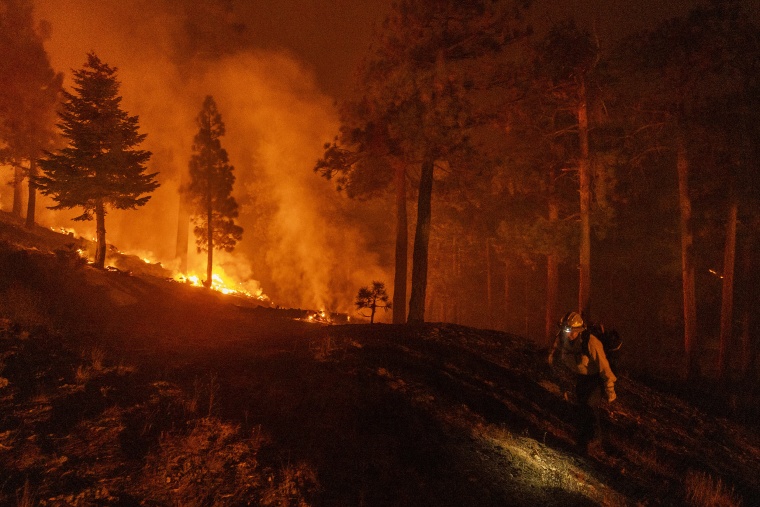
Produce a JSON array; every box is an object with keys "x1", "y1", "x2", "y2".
[
  {"x1": 50, "y1": 226, "x2": 78, "y2": 236},
  {"x1": 173, "y1": 272, "x2": 269, "y2": 301},
  {"x1": 47, "y1": 223, "x2": 269, "y2": 303},
  {"x1": 303, "y1": 309, "x2": 333, "y2": 324}
]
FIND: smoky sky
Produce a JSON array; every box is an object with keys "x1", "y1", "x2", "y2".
[
  {"x1": 24, "y1": 0, "x2": 391, "y2": 313},
  {"x1": 7, "y1": 0, "x2": 757, "y2": 315}
]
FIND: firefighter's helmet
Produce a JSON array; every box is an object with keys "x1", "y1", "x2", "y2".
[{"x1": 560, "y1": 311, "x2": 584, "y2": 331}]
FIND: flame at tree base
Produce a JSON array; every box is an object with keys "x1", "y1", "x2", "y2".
[{"x1": 173, "y1": 272, "x2": 269, "y2": 301}]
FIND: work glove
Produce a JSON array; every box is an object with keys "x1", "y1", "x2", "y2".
[{"x1": 606, "y1": 387, "x2": 617, "y2": 403}]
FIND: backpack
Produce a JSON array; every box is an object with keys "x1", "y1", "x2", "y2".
[{"x1": 581, "y1": 323, "x2": 622, "y2": 373}]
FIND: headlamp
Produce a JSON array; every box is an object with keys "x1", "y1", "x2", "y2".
[{"x1": 563, "y1": 326, "x2": 572, "y2": 334}]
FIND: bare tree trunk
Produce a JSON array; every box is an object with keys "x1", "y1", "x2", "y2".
[
  {"x1": 25, "y1": 159, "x2": 37, "y2": 228},
  {"x1": 504, "y1": 260, "x2": 510, "y2": 332},
  {"x1": 677, "y1": 134, "x2": 698, "y2": 378},
  {"x1": 393, "y1": 162, "x2": 408, "y2": 324},
  {"x1": 408, "y1": 158, "x2": 434, "y2": 324},
  {"x1": 175, "y1": 170, "x2": 190, "y2": 273},
  {"x1": 486, "y1": 237, "x2": 493, "y2": 327},
  {"x1": 545, "y1": 167, "x2": 559, "y2": 345},
  {"x1": 718, "y1": 197, "x2": 738, "y2": 380},
  {"x1": 205, "y1": 196, "x2": 213, "y2": 288},
  {"x1": 578, "y1": 80, "x2": 592, "y2": 319},
  {"x1": 13, "y1": 164, "x2": 24, "y2": 217},
  {"x1": 740, "y1": 231, "x2": 753, "y2": 377},
  {"x1": 452, "y1": 236, "x2": 460, "y2": 325},
  {"x1": 523, "y1": 268, "x2": 529, "y2": 337},
  {"x1": 94, "y1": 199, "x2": 107, "y2": 269}
]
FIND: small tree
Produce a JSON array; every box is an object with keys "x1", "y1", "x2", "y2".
[
  {"x1": 37, "y1": 52, "x2": 157, "y2": 268},
  {"x1": 186, "y1": 95, "x2": 243, "y2": 287},
  {"x1": 355, "y1": 281, "x2": 392, "y2": 324}
]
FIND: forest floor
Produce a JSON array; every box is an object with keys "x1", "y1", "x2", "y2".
[{"x1": 1, "y1": 211, "x2": 759, "y2": 506}]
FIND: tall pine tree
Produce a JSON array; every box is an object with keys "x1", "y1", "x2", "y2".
[
  {"x1": 187, "y1": 95, "x2": 243, "y2": 288},
  {"x1": 0, "y1": 0, "x2": 62, "y2": 227},
  {"x1": 37, "y1": 52, "x2": 157, "y2": 268}
]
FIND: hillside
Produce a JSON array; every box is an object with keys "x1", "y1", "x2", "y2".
[{"x1": 1, "y1": 211, "x2": 759, "y2": 506}]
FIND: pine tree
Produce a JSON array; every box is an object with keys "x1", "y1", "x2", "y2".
[
  {"x1": 37, "y1": 52, "x2": 157, "y2": 268},
  {"x1": 187, "y1": 95, "x2": 243, "y2": 288},
  {"x1": 355, "y1": 281, "x2": 392, "y2": 324},
  {"x1": 0, "y1": 0, "x2": 62, "y2": 227},
  {"x1": 322, "y1": 0, "x2": 529, "y2": 324}
]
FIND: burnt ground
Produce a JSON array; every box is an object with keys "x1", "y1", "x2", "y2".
[{"x1": 1, "y1": 211, "x2": 759, "y2": 506}]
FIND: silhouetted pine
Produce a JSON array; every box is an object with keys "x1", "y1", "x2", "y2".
[
  {"x1": 37, "y1": 52, "x2": 157, "y2": 269},
  {"x1": 186, "y1": 95, "x2": 243, "y2": 288},
  {"x1": 0, "y1": 0, "x2": 63, "y2": 227}
]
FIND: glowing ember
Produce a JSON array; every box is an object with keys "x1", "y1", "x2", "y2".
[
  {"x1": 304, "y1": 310, "x2": 333, "y2": 324},
  {"x1": 50, "y1": 226, "x2": 78, "y2": 236}
]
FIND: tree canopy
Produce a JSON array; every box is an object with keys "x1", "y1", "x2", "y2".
[
  {"x1": 37, "y1": 52, "x2": 157, "y2": 269},
  {"x1": 186, "y1": 95, "x2": 243, "y2": 288},
  {"x1": 0, "y1": 0, "x2": 62, "y2": 226}
]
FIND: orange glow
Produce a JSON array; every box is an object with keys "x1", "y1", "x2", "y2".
[
  {"x1": 3, "y1": 0, "x2": 395, "y2": 315},
  {"x1": 173, "y1": 271, "x2": 269, "y2": 301}
]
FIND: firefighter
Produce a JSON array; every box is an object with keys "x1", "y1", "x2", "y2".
[{"x1": 548, "y1": 311, "x2": 617, "y2": 454}]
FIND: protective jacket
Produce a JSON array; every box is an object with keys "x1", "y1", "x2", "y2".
[{"x1": 558, "y1": 331, "x2": 617, "y2": 400}]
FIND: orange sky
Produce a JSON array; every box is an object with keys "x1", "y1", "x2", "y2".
[{"x1": 20, "y1": 0, "x2": 392, "y2": 314}]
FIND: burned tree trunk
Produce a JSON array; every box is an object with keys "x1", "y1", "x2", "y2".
[
  {"x1": 486, "y1": 237, "x2": 493, "y2": 327},
  {"x1": 393, "y1": 162, "x2": 408, "y2": 324},
  {"x1": 25, "y1": 159, "x2": 38, "y2": 228},
  {"x1": 677, "y1": 134, "x2": 698, "y2": 378},
  {"x1": 175, "y1": 173, "x2": 190, "y2": 273},
  {"x1": 718, "y1": 197, "x2": 738, "y2": 380},
  {"x1": 545, "y1": 167, "x2": 559, "y2": 346},
  {"x1": 13, "y1": 164, "x2": 24, "y2": 217},
  {"x1": 205, "y1": 190, "x2": 213, "y2": 288},
  {"x1": 94, "y1": 199, "x2": 107, "y2": 269},
  {"x1": 408, "y1": 158, "x2": 434, "y2": 324},
  {"x1": 578, "y1": 80, "x2": 592, "y2": 319}
]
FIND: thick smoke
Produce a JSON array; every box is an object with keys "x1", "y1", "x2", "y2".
[{"x1": 15, "y1": 0, "x2": 392, "y2": 314}]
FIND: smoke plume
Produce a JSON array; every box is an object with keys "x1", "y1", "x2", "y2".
[{"x1": 7, "y1": 0, "x2": 393, "y2": 314}]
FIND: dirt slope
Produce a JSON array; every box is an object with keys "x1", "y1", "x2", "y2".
[{"x1": 1, "y1": 212, "x2": 758, "y2": 506}]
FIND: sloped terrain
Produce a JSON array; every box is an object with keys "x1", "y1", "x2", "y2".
[{"x1": 1, "y1": 212, "x2": 758, "y2": 506}]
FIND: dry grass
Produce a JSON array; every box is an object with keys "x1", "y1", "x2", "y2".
[
  {"x1": 74, "y1": 364, "x2": 91, "y2": 384},
  {"x1": 138, "y1": 416, "x2": 318, "y2": 506},
  {"x1": 685, "y1": 471, "x2": 742, "y2": 507},
  {"x1": 15, "y1": 480, "x2": 35, "y2": 507}
]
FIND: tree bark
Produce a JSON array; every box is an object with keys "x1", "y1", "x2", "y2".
[
  {"x1": 205, "y1": 192, "x2": 213, "y2": 288},
  {"x1": 407, "y1": 158, "x2": 434, "y2": 324},
  {"x1": 452, "y1": 236, "x2": 460, "y2": 325},
  {"x1": 740, "y1": 229, "x2": 753, "y2": 378},
  {"x1": 94, "y1": 199, "x2": 107, "y2": 269},
  {"x1": 718, "y1": 197, "x2": 738, "y2": 380},
  {"x1": 13, "y1": 164, "x2": 24, "y2": 217},
  {"x1": 677, "y1": 134, "x2": 698, "y2": 378},
  {"x1": 25, "y1": 159, "x2": 37, "y2": 228},
  {"x1": 393, "y1": 162, "x2": 408, "y2": 323},
  {"x1": 504, "y1": 259, "x2": 510, "y2": 332},
  {"x1": 486, "y1": 237, "x2": 493, "y2": 327},
  {"x1": 545, "y1": 167, "x2": 559, "y2": 346},
  {"x1": 175, "y1": 171, "x2": 190, "y2": 273},
  {"x1": 578, "y1": 79, "x2": 592, "y2": 320}
]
